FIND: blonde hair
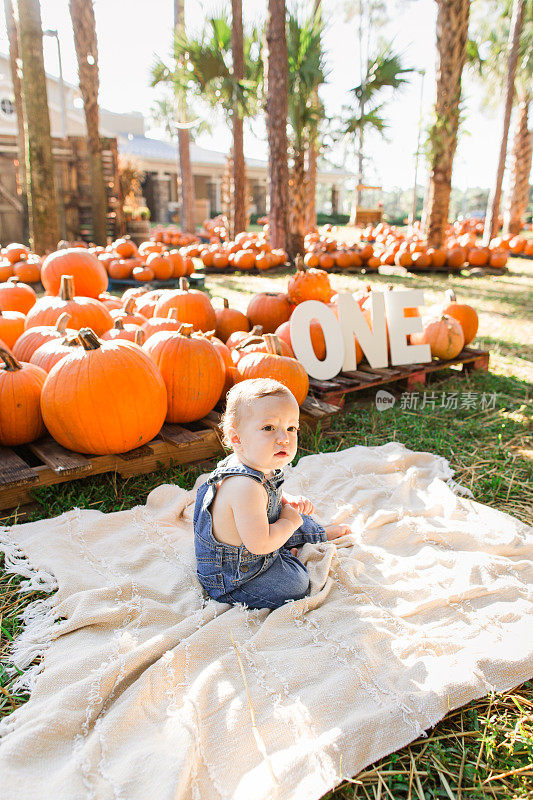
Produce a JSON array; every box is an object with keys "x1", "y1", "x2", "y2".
[{"x1": 220, "y1": 379, "x2": 298, "y2": 448}]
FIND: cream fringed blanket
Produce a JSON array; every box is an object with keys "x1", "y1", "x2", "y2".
[{"x1": 0, "y1": 443, "x2": 532, "y2": 800}]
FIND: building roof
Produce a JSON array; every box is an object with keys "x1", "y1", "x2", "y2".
[{"x1": 117, "y1": 134, "x2": 350, "y2": 177}]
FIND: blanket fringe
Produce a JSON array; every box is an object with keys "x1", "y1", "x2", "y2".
[
  {"x1": 444, "y1": 476, "x2": 475, "y2": 499},
  {"x1": 0, "y1": 526, "x2": 59, "y2": 728}
]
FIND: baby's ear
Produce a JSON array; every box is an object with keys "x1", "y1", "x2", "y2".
[{"x1": 228, "y1": 427, "x2": 241, "y2": 447}]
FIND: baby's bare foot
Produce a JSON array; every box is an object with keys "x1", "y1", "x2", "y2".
[{"x1": 325, "y1": 523, "x2": 351, "y2": 540}]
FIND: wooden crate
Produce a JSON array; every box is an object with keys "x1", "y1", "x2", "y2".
[
  {"x1": 0, "y1": 398, "x2": 339, "y2": 518},
  {"x1": 308, "y1": 347, "x2": 490, "y2": 406}
]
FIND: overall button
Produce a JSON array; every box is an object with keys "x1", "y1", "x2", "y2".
[
  {"x1": 241, "y1": 565, "x2": 248, "y2": 573},
  {"x1": 242, "y1": 548, "x2": 249, "y2": 556}
]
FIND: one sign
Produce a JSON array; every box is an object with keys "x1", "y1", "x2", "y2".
[{"x1": 289, "y1": 290, "x2": 431, "y2": 380}]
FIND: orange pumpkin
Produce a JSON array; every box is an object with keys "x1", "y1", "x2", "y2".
[
  {"x1": 194, "y1": 330, "x2": 235, "y2": 397},
  {"x1": 113, "y1": 237, "x2": 138, "y2": 259},
  {"x1": 135, "y1": 289, "x2": 165, "y2": 319},
  {"x1": 446, "y1": 247, "x2": 466, "y2": 270},
  {"x1": 146, "y1": 252, "x2": 173, "y2": 281},
  {"x1": 12, "y1": 313, "x2": 74, "y2": 362},
  {"x1": 132, "y1": 265, "x2": 155, "y2": 282},
  {"x1": 108, "y1": 258, "x2": 133, "y2": 280},
  {"x1": 226, "y1": 325, "x2": 263, "y2": 350},
  {"x1": 0, "y1": 345, "x2": 46, "y2": 446},
  {"x1": 143, "y1": 323, "x2": 225, "y2": 423},
  {"x1": 41, "y1": 328, "x2": 167, "y2": 454},
  {"x1": 111, "y1": 298, "x2": 148, "y2": 327},
  {"x1": 4, "y1": 243, "x2": 30, "y2": 265},
  {"x1": 122, "y1": 287, "x2": 148, "y2": 306},
  {"x1": 234, "y1": 249, "x2": 256, "y2": 270},
  {"x1": 154, "y1": 278, "x2": 216, "y2": 332},
  {"x1": 215, "y1": 298, "x2": 249, "y2": 343},
  {"x1": 288, "y1": 257, "x2": 333, "y2": 304},
  {"x1": 0, "y1": 276, "x2": 37, "y2": 314},
  {"x1": 13, "y1": 258, "x2": 41, "y2": 284},
  {"x1": 246, "y1": 292, "x2": 292, "y2": 333},
  {"x1": 167, "y1": 250, "x2": 186, "y2": 278},
  {"x1": 489, "y1": 250, "x2": 508, "y2": 268},
  {"x1": 30, "y1": 333, "x2": 81, "y2": 373},
  {"x1": 25, "y1": 275, "x2": 113, "y2": 335},
  {"x1": 231, "y1": 331, "x2": 294, "y2": 363},
  {"x1": 141, "y1": 309, "x2": 183, "y2": 342},
  {"x1": 98, "y1": 292, "x2": 124, "y2": 311},
  {"x1": 275, "y1": 319, "x2": 326, "y2": 360},
  {"x1": 441, "y1": 290, "x2": 478, "y2": 345},
  {"x1": 0, "y1": 308, "x2": 25, "y2": 349},
  {"x1": 410, "y1": 314, "x2": 465, "y2": 360},
  {"x1": 41, "y1": 248, "x2": 108, "y2": 297},
  {"x1": 0, "y1": 260, "x2": 14, "y2": 282},
  {"x1": 101, "y1": 316, "x2": 144, "y2": 343},
  {"x1": 235, "y1": 334, "x2": 309, "y2": 406}
]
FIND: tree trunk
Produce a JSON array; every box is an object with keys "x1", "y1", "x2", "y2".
[
  {"x1": 288, "y1": 146, "x2": 306, "y2": 258},
  {"x1": 69, "y1": 0, "x2": 107, "y2": 246},
  {"x1": 231, "y1": 0, "x2": 246, "y2": 238},
  {"x1": 503, "y1": 95, "x2": 532, "y2": 235},
  {"x1": 483, "y1": 0, "x2": 526, "y2": 244},
  {"x1": 5, "y1": 0, "x2": 29, "y2": 243},
  {"x1": 174, "y1": 0, "x2": 195, "y2": 234},
  {"x1": 16, "y1": 0, "x2": 59, "y2": 253},
  {"x1": 424, "y1": 0, "x2": 470, "y2": 249},
  {"x1": 305, "y1": 142, "x2": 317, "y2": 231},
  {"x1": 265, "y1": 0, "x2": 289, "y2": 252}
]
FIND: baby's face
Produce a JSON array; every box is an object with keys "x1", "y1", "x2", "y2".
[{"x1": 231, "y1": 394, "x2": 300, "y2": 474}]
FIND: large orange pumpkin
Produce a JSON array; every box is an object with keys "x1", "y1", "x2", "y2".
[
  {"x1": 25, "y1": 275, "x2": 113, "y2": 335},
  {"x1": 4, "y1": 243, "x2": 30, "y2": 265},
  {"x1": 0, "y1": 276, "x2": 37, "y2": 314},
  {"x1": 113, "y1": 237, "x2": 138, "y2": 259},
  {"x1": 141, "y1": 308, "x2": 184, "y2": 342},
  {"x1": 146, "y1": 252, "x2": 173, "y2": 281},
  {"x1": 194, "y1": 330, "x2": 235, "y2": 397},
  {"x1": 41, "y1": 328, "x2": 167, "y2": 454},
  {"x1": 288, "y1": 256, "x2": 333, "y2": 304},
  {"x1": 30, "y1": 333, "x2": 81, "y2": 373},
  {"x1": 215, "y1": 297, "x2": 250, "y2": 342},
  {"x1": 410, "y1": 314, "x2": 465, "y2": 360},
  {"x1": 0, "y1": 345, "x2": 46, "y2": 445},
  {"x1": 153, "y1": 278, "x2": 216, "y2": 332},
  {"x1": 41, "y1": 248, "x2": 108, "y2": 297},
  {"x1": 12, "y1": 313, "x2": 74, "y2": 362},
  {"x1": 143, "y1": 323, "x2": 225, "y2": 422},
  {"x1": 235, "y1": 334, "x2": 309, "y2": 406},
  {"x1": 13, "y1": 258, "x2": 41, "y2": 284},
  {"x1": 246, "y1": 292, "x2": 292, "y2": 333},
  {"x1": 441, "y1": 290, "x2": 478, "y2": 345}
]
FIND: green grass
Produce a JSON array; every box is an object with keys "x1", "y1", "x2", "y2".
[{"x1": 1, "y1": 253, "x2": 532, "y2": 797}]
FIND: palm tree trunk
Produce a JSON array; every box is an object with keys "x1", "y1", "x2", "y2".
[
  {"x1": 265, "y1": 0, "x2": 289, "y2": 251},
  {"x1": 69, "y1": 0, "x2": 107, "y2": 246},
  {"x1": 16, "y1": 0, "x2": 59, "y2": 253},
  {"x1": 174, "y1": 0, "x2": 195, "y2": 234},
  {"x1": 231, "y1": 0, "x2": 246, "y2": 238},
  {"x1": 5, "y1": 0, "x2": 29, "y2": 242},
  {"x1": 305, "y1": 142, "x2": 317, "y2": 230},
  {"x1": 424, "y1": 0, "x2": 470, "y2": 248},
  {"x1": 288, "y1": 146, "x2": 306, "y2": 258},
  {"x1": 483, "y1": 0, "x2": 526, "y2": 245},
  {"x1": 503, "y1": 95, "x2": 531, "y2": 235}
]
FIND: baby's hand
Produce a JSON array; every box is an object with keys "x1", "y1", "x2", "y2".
[
  {"x1": 279, "y1": 502, "x2": 303, "y2": 531},
  {"x1": 282, "y1": 493, "x2": 314, "y2": 515}
]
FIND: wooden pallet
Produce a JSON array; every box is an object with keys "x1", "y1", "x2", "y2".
[
  {"x1": 307, "y1": 346, "x2": 490, "y2": 406},
  {"x1": 0, "y1": 397, "x2": 339, "y2": 517}
]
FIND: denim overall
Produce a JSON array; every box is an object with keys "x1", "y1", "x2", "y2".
[{"x1": 193, "y1": 453, "x2": 327, "y2": 609}]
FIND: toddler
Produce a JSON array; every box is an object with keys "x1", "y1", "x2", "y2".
[{"x1": 193, "y1": 378, "x2": 349, "y2": 609}]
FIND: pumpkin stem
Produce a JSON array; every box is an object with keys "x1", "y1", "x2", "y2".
[
  {"x1": 123, "y1": 297, "x2": 136, "y2": 314},
  {"x1": 223, "y1": 297, "x2": 229, "y2": 309},
  {"x1": 179, "y1": 277, "x2": 189, "y2": 291},
  {"x1": 134, "y1": 330, "x2": 145, "y2": 346},
  {"x1": 295, "y1": 254, "x2": 306, "y2": 273},
  {"x1": 8, "y1": 276, "x2": 19, "y2": 285},
  {"x1": 167, "y1": 308, "x2": 179, "y2": 320},
  {"x1": 78, "y1": 328, "x2": 102, "y2": 351},
  {"x1": 445, "y1": 289, "x2": 457, "y2": 302},
  {"x1": 114, "y1": 316, "x2": 126, "y2": 330},
  {"x1": 56, "y1": 312, "x2": 72, "y2": 333},
  {"x1": 235, "y1": 334, "x2": 265, "y2": 351},
  {"x1": 250, "y1": 325, "x2": 263, "y2": 335},
  {"x1": 264, "y1": 334, "x2": 282, "y2": 356},
  {"x1": 0, "y1": 345, "x2": 22, "y2": 371},
  {"x1": 178, "y1": 323, "x2": 193, "y2": 338},
  {"x1": 60, "y1": 274, "x2": 75, "y2": 301}
]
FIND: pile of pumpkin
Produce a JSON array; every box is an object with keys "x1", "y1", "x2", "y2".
[
  {"x1": 148, "y1": 226, "x2": 199, "y2": 248},
  {"x1": 0, "y1": 251, "x2": 479, "y2": 456},
  {"x1": 358, "y1": 222, "x2": 509, "y2": 270},
  {"x1": 90, "y1": 237, "x2": 196, "y2": 283},
  {"x1": 0, "y1": 242, "x2": 42, "y2": 284},
  {"x1": 196, "y1": 230, "x2": 288, "y2": 271}
]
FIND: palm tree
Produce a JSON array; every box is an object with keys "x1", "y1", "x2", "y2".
[
  {"x1": 340, "y1": 44, "x2": 412, "y2": 225},
  {"x1": 174, "y1": 1, "x2": 195, "y2": 235},
  {"x1": 154, "y1": 15, "x2": 262, "y2": 238},
  {"x1": 468, "y1": 0, "x2": 532, "y2": 236},
  {"x1": 483, "y1": 0, "x2": 526, "y2": 244},
  {"x1": 16, "y1": 0, "x2": 59, "y2": 253},
  {"x1": 286, "y1": 8, "x2": 326, "y2": 257},
  {"x1": 4, "y1": 0, "x2": 29, "y2": 242},
  {"x1": 305, "y1": 0, "x2": 322, "y2": 232},
  {"x1": 68, "y1": 0, "x2": 107, "y2": 246},
  {"x1": 424, "y1": 0, "x2": 470, "y2": 249},
  {"x1": 231, "y1": 0, "x2": 246, "y2": 235},
  {"x1": 265, "y1": 0, "x2": 289, "y2": 251}
]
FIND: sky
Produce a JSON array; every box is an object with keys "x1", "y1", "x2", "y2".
[{"x1": 0, "y1": 0, "x2": 510, "y2": 193}]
